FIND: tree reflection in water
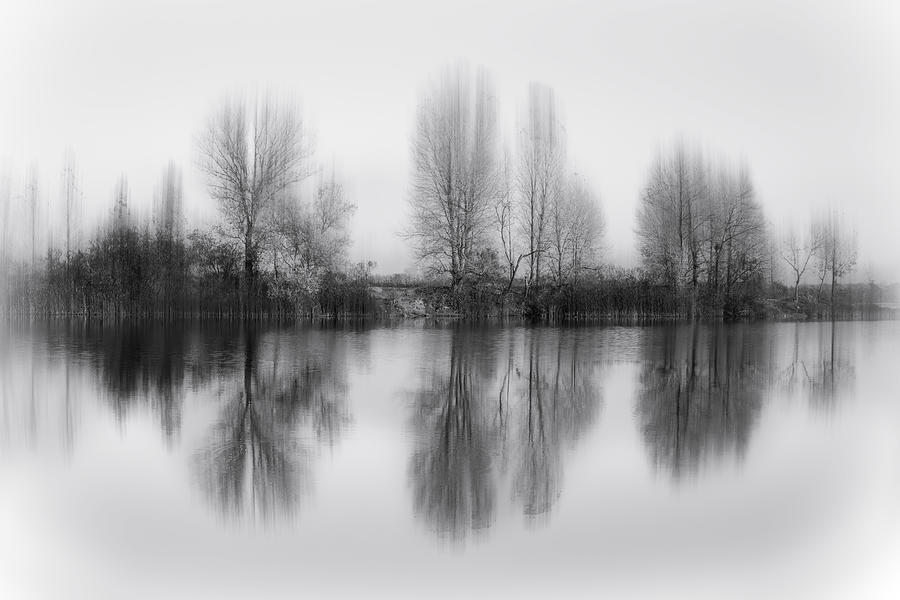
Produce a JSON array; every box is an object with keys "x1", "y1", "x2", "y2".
[
  {"x1": 409, "y1": 329, "x2": 499, "y2": 540},
  {"x1": 637, "y1": 324, "x2": 772, "y2": 480},
  {"x1": 408, "y1": 327, "x2": 601, "y2": 541},
  {"x1": 780, "y1": 321, "x2": 856, "y2": 413},
  {"x1": 193, "y1": 327, "x2": 351, "y2": 524},
  {"x1": 60, "y1": 322, "x2": 242, "y2": 447},
  {"x1": 511, "y1": 332, "x2": 599, "y2": 520}
]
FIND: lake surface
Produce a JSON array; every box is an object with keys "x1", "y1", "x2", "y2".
[{"x1": 1, "y1": 320, "x2": 899, "y2": 599}]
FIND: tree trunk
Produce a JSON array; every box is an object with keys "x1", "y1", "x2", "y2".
[
  {"x1": 830, "y1": 269, "x2": 837, "y2": 319},
  {"x1": 243, "y1": 231, "x2": 254, "y2": 314}
]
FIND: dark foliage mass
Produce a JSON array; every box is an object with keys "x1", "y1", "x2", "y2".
[{"x1": 4, "y1": 225, "x2": 377, "y2": 319}]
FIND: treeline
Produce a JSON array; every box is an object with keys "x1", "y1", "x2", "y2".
[
  {"x1": 1, "y1": 97, "x2": 378, "y2": 318},
  {"x1": 0, "y1": 156, "x2": 377, "y2": 318},
  {"x1": 3, "y1": 225, "x2": 379, "y2": 318},
  {"x1": 0, "y1": 63, "x2": 892, "y2": 321},
  {"x1": 402, "y1": 63, "x2": 874, "y2": 320}
]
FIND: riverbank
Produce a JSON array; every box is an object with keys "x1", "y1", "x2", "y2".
[{"x1": 366, "y1": 282, "x2": 899, "y2": 322}]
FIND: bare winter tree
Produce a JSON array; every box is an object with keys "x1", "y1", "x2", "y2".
[
  {"x1": 197, "y1": 92, "x2": 311, "y2": 306},
  {"x1": 814, "y1": 208, "x2": 858, "y2": 312},
  {"x1": 548, "y1": 172, "x2": 604, "y2": 284},
  {"x1": 704, "y1": 163, "x2": 767, "y2": 309},
  {"x1": 26, "y1": 165, "x2": 39, "y2": 271},
  {"x1": 60, "y1": 150, "x2": 81, "y2": 261},
  {"x1": 154, "y1": 161, "x2": 183, "y2": 240},
  {"x1": 638, "y1": 144, "x2": 766, "y2": 316},
  {"x1": 111, "y1": 175, "x2": 130, "y2": 232},
  {"x1": 59, "y1": 151, "x2": 81, "y2": 313},
  {"x1": 271, "y1": 172, "x2": 356, "y2": 303},
  {"x1": 406, "y1": 63, "x2": 500, "y2": 294},
  {"x1": 518, "y1": 83, "x2": 565, "y2": 295},
  {"x1": 781, "y1": 223, "x2": 823, "y2": 306},
  {"x1": 493, "y1": 151, "x2": 533, "y2": 297},
  {"x1": 636, "y1": 141, "x2": 707, "y2": 315}
]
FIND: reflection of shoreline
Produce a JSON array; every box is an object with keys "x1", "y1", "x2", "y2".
[{"x1": 408, "y1": 328, "x2": 602, "y2": 542}]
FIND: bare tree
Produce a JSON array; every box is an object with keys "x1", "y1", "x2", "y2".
[
  {"x1": 271, "y1": 172, "x2": 355, "y2": 303},
  {"x1": 781, "y1": 224, "x2": 822, "y2": 306},
  {"x1": 493, "y1": 152, "x2": 533, "y2": 297},
  {"x1": 111, "y1": 175, "x2": 130, "y2": 232},
  {"x1": 638, "y1": 145, "x2": 766, "y2": 316},
  {"x1": 154, "y1": 161, "x2": 183, "y2": 240},
  {"x1": 59, "y1": 151, "x2": 81, "y2": 313},
  {"x1": 197, "y1": 92, "x2": 311, "y2": 307},
  {"x1": 406, "y1": 63, "x2": 500, "y2": 294},
  {"x1": 636, "y1": 141, "x2": 706, "y2": 314},
  {"x1": 705, "y1": 163, "x2": 766, "y2": 309},
  {"x1": 548, "y1": 172, "x2": 604, "y2": 285},
  {"x1": 814, "y1": 208, "x2": 858, "y2": 313},
  {"x1": 60, "y1": 150, "x2": 81, "y2": 261},
  {"x1": 26, "y1": 165, "x2": 39, "y2": 271},
  {"x1": 517, "y1": 83, "x2": 565, "y2": 295}
]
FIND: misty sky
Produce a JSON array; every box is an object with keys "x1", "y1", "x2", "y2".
[{"x1": 1, "y1": 0, "x2": 898, "y2": 280}]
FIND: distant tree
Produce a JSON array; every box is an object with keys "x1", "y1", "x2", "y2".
[
  {"x1": 548, "y1": 172, "x2": 604, "y2": 285},
  {"x1": 638, "y1": 144, "x2": 766, "y2": 316},
  {"x1": 60, "y1": 150, "x2": 81, "y2": 261},
  {"x1": 636, "y1": 142, "x2": 707, "y2": 315},
  {"x1": 781, "y1": 224, "x2": 822, "y2": 306},
  {"x1": 517, "y1": 83, "x2": 565, "y2": 294},
  {"x1": 111, "y1": 175, "x2": 130, "y2": 232},
  {"x1": 59, "y1": 151, "x2": 81, "y2": 313},
  {"x1": 406, "y1": 63, "x2": 501, "y2": 294},
  {"x1": 270, "y1": 173, "x2": 355, "y2": 306},
  {"x1": 197, "y1": 93, "x2": 311, "y2": 308},
  {"x1": 704, "y1": 163, "x2": 767, "y2": 312},
  {"x1": 154, "y1": 162, "x2": 183, "y2": 240},
  {"x1": 814, "y1": 208, "x2": 858, "y2": 313},
  {"x1": 493, "y1": 152, "x2": 533, "y2": 297},
  {"x1": 26, "y1": 165, "x2": 39, "y2": 271}
]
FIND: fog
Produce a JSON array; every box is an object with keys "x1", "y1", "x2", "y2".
[{"x1": 1, "y1": 0, "x2": 898, "y2": 279}]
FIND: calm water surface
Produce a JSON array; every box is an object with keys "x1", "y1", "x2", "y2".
[{"x1": 1, "y1": 320, "x2": 899, "y2": 599}]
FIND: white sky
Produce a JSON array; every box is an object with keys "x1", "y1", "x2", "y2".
[{"x1": 1, "y1": 0, "x2": 898, "y2": 280}]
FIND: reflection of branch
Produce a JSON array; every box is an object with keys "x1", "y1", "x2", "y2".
[
  {"x1": 638, "y1": 326, "x2": 765, "y2": 480},
  {"x1": 410, "y1": 340, "x2": 497, "y2": 541},
  {"x1": 196, "y1": 390, "x2": 305, "y2": 523},
  {"x1": 410, "y1": 331, "x2": 600, "y2": 541},
  {"x1": 194, "y1": 331, "x2": 348, "y2": 524},
  {"x1": 799, "y1": 360, "x2": 811, "y2": 383}
]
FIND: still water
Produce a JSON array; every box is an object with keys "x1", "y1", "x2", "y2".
[{"x1": 1, "y1": 320, "x2": 899, "y2": 599}]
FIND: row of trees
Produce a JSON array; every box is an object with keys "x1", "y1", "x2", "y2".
[
  {"x1": 636, "y1": 142, "x2": 768, "y2": 317},
  {"x1": 0, "y1": 64, "x2": 879, "y2": 320},
  {"x1": 781, "y1": 208, "x2": 858, "y2": 309},
  {"x1": 405, "y1": 65, "x2": 866, "y2": 320},
  {"x1": 406, "y1": 65, "x2": 604, "y2": 305},
  {"x1": 1, "y1": 92, "x2": 367, "y2": 317},
  {"x1": 634, "y1": 141, "x2": 861, "y2": 319}
]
